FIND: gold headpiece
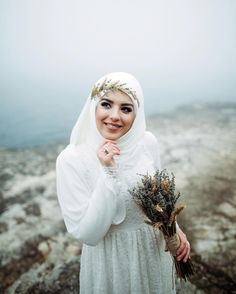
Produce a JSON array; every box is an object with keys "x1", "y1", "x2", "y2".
[{"x1": 90, "y1": 78, "x2": 139, "y2": 107}]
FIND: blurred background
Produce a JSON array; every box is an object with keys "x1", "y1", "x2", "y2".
[
  {"x1": 1, "y1": 0, "x2": 235, "y2": 148},
  {"x1": 0, "y1": 0, "x2": 236, "y2": 293}
]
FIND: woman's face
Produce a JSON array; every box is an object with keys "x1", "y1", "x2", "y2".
[{"x1": 95, "y1": 90, "x2": 136, "y2": 140}]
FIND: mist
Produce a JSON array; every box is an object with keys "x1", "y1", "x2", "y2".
[{"x1": 0, "y1": 0, "x2": 236, "y2": 147}]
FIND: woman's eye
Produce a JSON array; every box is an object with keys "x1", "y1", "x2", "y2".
[
  {"x1": 122, "y1": 107, "x2": 132, "y2": 113},
  {"x1": 101, "y1": 102, "x2": 111, "y2": 109}
]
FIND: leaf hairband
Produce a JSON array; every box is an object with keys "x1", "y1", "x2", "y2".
[{"x1": 90, "y1": 78, "x2": 140, "y2": 107}]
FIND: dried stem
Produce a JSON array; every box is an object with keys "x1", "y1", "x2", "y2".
[{"x1": 129, "y1": 169, "x2": 194, "y2": 281}]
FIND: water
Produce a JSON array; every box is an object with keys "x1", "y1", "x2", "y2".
[
  {"x1": 0, "y1": 105, "x2": 160, "y2": 149},
  {"x1": 0, "y1": 84, "x2": 179, "y2": 149},
  {"x1": 0, "y1": 100, "x2": 78, "y2": 149},
  {"x1": 0, "y1": 88, "x2": 230, "y2": 149}
]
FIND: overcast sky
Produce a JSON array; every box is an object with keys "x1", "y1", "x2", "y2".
[{"x1": 1, "y1": 0, "x2": 236, "y2": 115}]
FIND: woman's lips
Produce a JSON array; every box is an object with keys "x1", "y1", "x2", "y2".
[{"x1": 104, "y1": 122, "x2": 122, "y2": 131}]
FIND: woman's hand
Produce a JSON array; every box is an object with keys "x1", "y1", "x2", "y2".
[
  {"x1": 97, "y1": 140, "x2": 120, "y2": 167},
  {"x1": 176, "y1": 226, "x2": 191, "y2": 262}
]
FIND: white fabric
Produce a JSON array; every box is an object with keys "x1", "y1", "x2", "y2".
[
  {"x1": 56, "y1": 72, "x2": 175, "y2": 293},
  {"x1": 69, "y1": 72, "x2": 146, "y2": 166}
]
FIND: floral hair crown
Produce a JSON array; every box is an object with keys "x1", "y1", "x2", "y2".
[{"x1": 90, "y1": 78, "x2": 140, "y2": 107}]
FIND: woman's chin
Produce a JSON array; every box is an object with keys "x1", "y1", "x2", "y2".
[
  {"x1": 104, "y1": 134, "x2": 120, "y2": 141},
  {"x1": 100, "y1": 130, "x2": 121, "y2": 141}
]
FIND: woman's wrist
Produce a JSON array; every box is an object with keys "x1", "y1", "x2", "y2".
[{"x1": 102, "y1": 165, "x2": 118, "y2": 179}]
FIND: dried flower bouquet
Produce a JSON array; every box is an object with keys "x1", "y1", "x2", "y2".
[{"x1": 129, "y1": 169, "x2": 194, "y2": 281}]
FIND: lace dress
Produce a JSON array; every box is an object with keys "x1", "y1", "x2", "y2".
[{"x1": 56, "y1": 134, "x2": 176, "y2": 294}]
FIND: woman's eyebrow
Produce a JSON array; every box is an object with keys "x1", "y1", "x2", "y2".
[
  {"x1": 101, "y1": 98, "x2": 134, "y2": 107},
  {"x1": 122, "y1": 103, "x2": 134, "y2": 108},
  {"x1": 100, "y1": 98, "x2": 113, "y2": 103}
]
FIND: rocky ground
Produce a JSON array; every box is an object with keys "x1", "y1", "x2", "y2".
[{"x1": 0, "y1": 102, "x2": 236, "y2": 293}]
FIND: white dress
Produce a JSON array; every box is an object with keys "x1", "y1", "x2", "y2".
[{"x1": 56, "y1": 132, "x2": 176, "y2": 294}]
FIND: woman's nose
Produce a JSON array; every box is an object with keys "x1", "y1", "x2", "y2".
[{"x1": 109, "y1": 108, "x2": 120, "y2": 121}]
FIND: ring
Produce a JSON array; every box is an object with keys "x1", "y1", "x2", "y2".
[{"x1": 104, "y1": 148, "x2": 109, "y2": 155}]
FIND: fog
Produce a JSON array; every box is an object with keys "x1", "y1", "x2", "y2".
[{"x1": 0, "y1": 0, "x2": 235, "y2": 147}]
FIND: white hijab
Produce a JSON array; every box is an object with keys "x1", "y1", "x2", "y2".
[{"x1": 69, "y1": 72, "x2": 146, "y2": 167}]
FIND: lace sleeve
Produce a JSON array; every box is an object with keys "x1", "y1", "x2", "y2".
[{"x1": 100, "y1": 165, "x2": 126, "y2": 225}]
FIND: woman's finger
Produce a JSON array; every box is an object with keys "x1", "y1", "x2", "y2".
[
  {"x1": 177, "y1": 246, "x2": 187, "y2": 261},
  {"x1": 103, "y1": 145, "x2": 120, "y2": 156},
  {"x1": 102, "y1": 143, "x2": 120, "y2": 153},
  {"x1": 176, "y1": 239, "x2": 185, "y2": 256},
  {"x1": 97, "y1": 142, "x2": 121, "y2": 167},
  {"x1": 177, "y1": 242, "x2": 190, "y2": 262},
  {"x1": 184, "y1": 243, "x2": 191, "y2": 262},
  {"x1": 106, "y1": 147, "x2": 120, "y2": 157},
  {"x1": 175, "y1": 227, "x2": 191, "y2": 262}
]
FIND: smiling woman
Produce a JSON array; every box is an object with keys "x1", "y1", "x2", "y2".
[
  {"x1": 95, "y1": 91, "x2": 136, "y2": 141},
  {"x1": 56, "y1": 72, "x2": 191, "y2": 294}
]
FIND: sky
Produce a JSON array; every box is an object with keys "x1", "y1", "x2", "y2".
[{"x1": 0, "y1": 0, "x2": 236, "y2": 147}]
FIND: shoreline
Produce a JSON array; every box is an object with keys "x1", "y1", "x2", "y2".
[{"x1": 1, "y1": 100, "x2": 235, "y2": 151}]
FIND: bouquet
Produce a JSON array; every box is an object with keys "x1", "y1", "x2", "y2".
[{"x1": 129, "y1": 169, "x2": 194, "y2": 281}]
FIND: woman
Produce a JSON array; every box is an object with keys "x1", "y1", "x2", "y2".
[{"x1": 56, "y1": 72, "x2": 190, "y2": 293}]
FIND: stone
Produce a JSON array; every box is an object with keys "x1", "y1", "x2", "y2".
[
  {"x1": 218, "y1": 202, "x2": 236, "y2": 219},
  {"x1": 37, "y1": 241, "x2": 51, "y2": 257}
]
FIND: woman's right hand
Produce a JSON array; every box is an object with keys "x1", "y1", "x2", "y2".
[{"x1": 97, "y1": 140, "x2": 120, "y2": 167}]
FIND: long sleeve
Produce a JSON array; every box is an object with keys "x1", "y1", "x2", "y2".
[{"x1": 56, "y1": 146, "x2": 126, "y2": 246}]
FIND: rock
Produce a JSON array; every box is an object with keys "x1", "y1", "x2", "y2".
[
  {"x1": 1, "y1": 103, "x2": 236, "y2": 293},
  {"x1": 65, "y1": 244, "x2": 81, "y2": 257},
  {"x1": 37, "y1": 241, "x2": 51, "y2": 258},
  {"x1": 0, "y1": 222, "x2": 8, "y2": 233},
  {"x1": 15, "y1": 217, "x2": 25, "y2": 224},
  {"x1": 0, "y1": 191, "x2": 5, "y2": 213},
  {"x1": 0, "y1": 168, "x2": 13, "y2": 183},
  {"x1": 217, "y1": 202, "x2": 236, "y2": 219},
  {"x1": 24, "y1": 203, "x2": 41, "y2": 216}
]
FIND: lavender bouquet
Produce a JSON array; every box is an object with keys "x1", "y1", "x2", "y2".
[{"x1": 129, "y1": 169, "x2": 194, "y2": 281}]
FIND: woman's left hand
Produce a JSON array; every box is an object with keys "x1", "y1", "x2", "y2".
[{"x1": 176, "y1": 227, "x2": 191, "y2": 262}]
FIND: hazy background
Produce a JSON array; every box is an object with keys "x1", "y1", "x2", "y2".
[
  {"x1": 1, "y1": 2, "x2": 236, "y2": 292},
  {"x1": 1, "y1": 0, "x2": 236, "y2": 148}
]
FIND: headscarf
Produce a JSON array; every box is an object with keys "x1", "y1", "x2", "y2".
[{"x1": 69, "y1": 72, "x2": 146, "y2": 167}]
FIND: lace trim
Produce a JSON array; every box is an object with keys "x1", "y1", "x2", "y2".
[{"x1": 102, "y1": 165, "x2": 119, "y2": 181}]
